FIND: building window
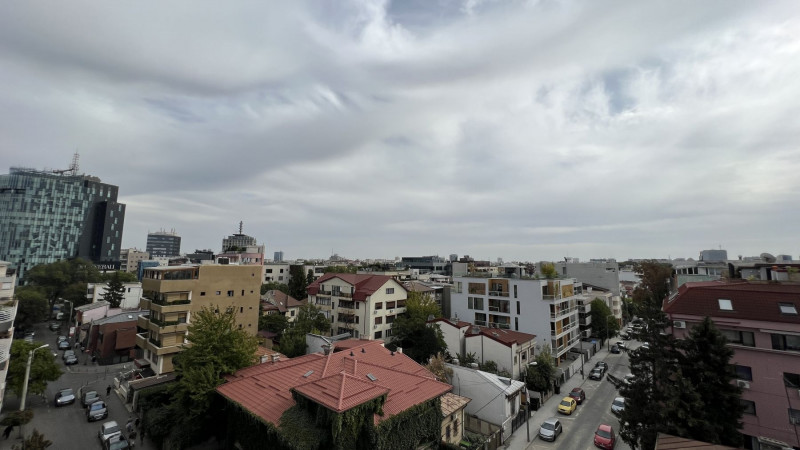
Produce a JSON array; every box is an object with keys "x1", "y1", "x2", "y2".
[
  {"x1": 216, "y1": 291, "x2": 221, "y2": 296},
  {"x1": 386, "y1": 288, "x2": 394, "y2": 294},
  {"x1": 374, "y1": 331, "x2": 382, "y2": 339},
  {"x1": 734, "y1": 365, "x2": 753, "y2": 381},
  {"x1": 514, "y1": 285, "x2": 517, "y2": 299},
  {"x1": 740, "y1": 399, "x2": 756, "y2": 415},
  {"x1": 467, "y1": 297, "x2": 484, "y2": 310},
  {"x1": 266, "y1": 269, "x2": 273, "y2": 273},
  {"x1": 474, "y1": 313, "x2": 487, "y2": 326},
  {"x1": 784, "y1": 372, "x2": 800, "y2": 388},
  {"x1": 721, "y1": 329, "x2": 755, "y2": 347},
  {"x1": 375, "y1": 302, "x2": 383, "y2": 310},
  {"x1": 387, "y1": 301, "x2": 396, "y2": 309},
  {"x1": 200, "y1": 292, "x2": 206, "y2": 296},
  {"x1": 718, "y1": 299, "x2": 733, "y2": 310},
  {"x1": 240, "y1": 307, "x2": 243, "y2": 313},
  {"x1": 779, "y1": 303, "x2": 798, "y2": 315},
  {"x1": 227, "y1": 290, "x2": 234, "y2": 297},
  {"x1": 790, "y1": 408, "x2": 800, "y2": 425},
  {"x1": 517, "y1": 301, "x2": 520, "y2": 315},
  {"x1": 772, "y1": 334, "x2": 800, "y2": 352},
  {"x1": 468, "y1": 283, "x2": 486, "y2": 295},
  {"x1": 445, "y1": 425, "x2": 451, "y2": 440},
  {"x1": 375, "y1": 317, "x2": 383, "y2": 325}
]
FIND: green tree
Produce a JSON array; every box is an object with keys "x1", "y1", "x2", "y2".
[
  {"x1": 11, "y1": 428, "x2": 51, "y2": 450},
  {"x1": 288, "y1": 265, "x2": 309, "y2": 300},
  {"x1": 100, "y1": 270, "x2": 137, "y2": 283},
  {"x1": 540, "y1": 263, "x2": 557, "y2": 279},
  {"x1": 101, "y1": 271, "x2": 125, "y2": 308},
  {"x1": 306, "y1": 269, "x2": 315, "y2": 286},
  {"x1": 13, "y1": 287, "x2": 49, "y2": 330},
  {"x1": 424, "y1": 352, "x2": 453, "y2": 383},
  {"x1": 324, "y1": 265, "x2": 357, "y2": 274},
  {"x1": 25, "y1": 258, "x2": 101, "y2": 309},
  {"x1": 277, "y1": 328, "x2": 307, "y2": 358},
  {"x1": 589, "y1": 298, "x2": 620, "y2": 342},
  {"x1": 261, "y1": 282, "x2": 289, "y2": 295},
  {"x1": 525, "y1": 345, "x2": 555, "y2": 393},
  {"x1": 7, "y1": 340, "x2": 62, "y2": 397},
  {"x1": 294, "y1": 303, "x2": 330, "y2": 335},
  {"x1": 392, "y1": 292, "x2": 446, "y2": 364},
  {"x1": 259, "y1": 313, "x2": 289, "y2": 334},
  {"x1": 679, "y1": 317, "x2": 743, "y2": 446}
]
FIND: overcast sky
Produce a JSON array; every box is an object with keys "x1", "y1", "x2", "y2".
[{"x1": 2, "y1": 1, "x2": 799, "y2": 262}]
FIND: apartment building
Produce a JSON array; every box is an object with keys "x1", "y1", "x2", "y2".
[
  {"x1": 86, "y1": 282, "x2": 143, "y2": 309},
  {"x1": 0, "y1": 260, "x2": 18, "y2": 413},
  {"x1": 450, "y1": 266, "x2": 583, "y2": 365},
  {"x1": 664, "y1": 281, "x2": 800, "y2": 448},
  {"x1": 120, "y1": 248, "x2": 149, "y2": 274},
  {"x1": 136, "y1": 264, "x2": 261, "y2": 375},
  {"x1": 307, "y1": 273, "x2": 407, "y2": 340}
]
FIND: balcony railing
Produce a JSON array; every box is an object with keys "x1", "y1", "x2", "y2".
[
  {"x1": 488, "y1": 305, "x2": 510, "y2": 313},
  {"x1": 150, "y1": 316, "x2": 182, "y2": 327},
  {"x1": 488, "y1": 290, "x2": 510, "y2": 297},
  {"x1": 149, "y1": 297, "x2": 192, "y2": 306},
  {"x1": 334, "y1": 291, "x2": 352, "y2": 298},
  {"x1": 542, "y1": 294, "x2": 562, "y2": 301},
  {"x1": 319, "y1": 290, "x2": 332, "y2": 295},
  {"x1": 149, "y1": 336, "x2": 162, "y2": 347},
  {"x1": 487, "y1": 322, "x2": 510, "y2": 329}
]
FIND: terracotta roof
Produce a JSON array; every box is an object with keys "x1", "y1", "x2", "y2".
[
  {"x1": 663, "y1": 280, "x2": 800, "y2": 324},
  {"x1": 655, "y1": 433, "x2": 735, "y2": 449},
  {"x1": 429, "y1": 318, "x2": 472, "y2": 330},
  {"x1": 333, "y1": 338, "x2": 381, "y2": 351},
  {"x1": 217, "y1": 340, "x2": 451, "y2": 426},
  {"x1": 403, "y1": 281, "x2": 435, "y2": 293},
  {"x1": 429, "y1": 318, "x2": 536, "y2": 347},
  {"x1": 440, "y1": 393, "x2": 471, "y2": 417},
  {"x1": 307, "y1": 273, "x2": 406, "y2": 301}
]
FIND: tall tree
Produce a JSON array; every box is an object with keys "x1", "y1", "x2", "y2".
[
  {"x1": 101, "y1": 271, "x2": 125, "y2": 308},
  {"x1": 25, "y1": 258, "x2": 101, "y2": 309},
  {"x1": 259, "y1": 313, "x2": 289, "y2": 334},
  {"x1": 287, "y1": 265, "x2": 309, "y2": 300},
  {"x1": 13, "y1": 286, "x2": 49, "y2": 330},
  {"x1": 679, "y1": 317, "x2": 744, "y2": 446},
  {"x1": 306, "y1": 269, "x2": 315, "y2": 286},
  {"x1": 392, "y1": 292, "x2": 446, "y2": 363},
  {"x1": 589, "y1": 298, "x2": 620, "y2": 342},
  {"x1": 7, "y1": 340, "x2": 62, "y2": 397},
  {"x1": 525, "y1": 345, "x2": 555, "y2": 393},
  {"x1": 294, "y1": 303, "x2": 330, "y2": 335},
  {"x1": 100, "y1": 270, "x2": 137, "y2": 283}
]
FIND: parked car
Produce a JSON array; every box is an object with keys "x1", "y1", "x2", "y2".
[
  {"x1": 58, "y1": 340, "x2": 71, "y2": 350},
  {"x1": 615, "y1": 341, "x2": 626, "y2": 349},
  {"x1": 82, "y1": 390, "x2": 100, "y2": 407},
  {"x1": 641, "y1": 342, "x2": 650, "y2": 350},
  {"x1": 611, "y1": 397, "x2": 625, "y2": 415},
  {"x1": 557, "y1": 397, "x2": 577, "y2": 415},
  {"x1": 623, "y1": 374, "x2": 636, "y2": 385},
  {"x1": 55, "y1": 388, "x2": 75, "y2": 407},
  {"x1": 87, "y1": 400, "x2": 108, "y2": 422},
  {"x1": 620, "y1": 332, "x2": 630, "y2": 340},
  {"x1": 62, "y1": 349, "x2": 75, "y2": 361},
  {"x1": 49, "y1": 322, "x2": 60, "y2": 331},
  {"x1": 99, "y1": 421, "x2": 122, "y2": 443},
  {"x1": 595, "y1": 361, "x2": 608, "y2": 371},
  {"x1": 589, "y1": 367, "x2": 604, "y2": 380},
  {"x1": 594, "y1": 423, "x2": 616, "y2": 449},
  {"x1": 65, "y1": 354, "x2": 79, "y2": 365},
  {"x1": 105, "y1": 434, "x2": 133, "y2": 450},
  {"x1": 610, "y1": 345, "x2": 621, "y2": 354},
  {"x1": 538, "y1": 417, "x2": 563, "y2": 442},
  {"x1": 568, "y1": 387, "x2": 586, "y2": 404}
]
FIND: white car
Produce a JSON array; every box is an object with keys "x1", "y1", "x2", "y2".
[
  {"x1": 99, "y1": 421, "x2": 122, "y2": 443},
  {"x1": 611, "y1": 397, "x2": 625, "y2": 415}
]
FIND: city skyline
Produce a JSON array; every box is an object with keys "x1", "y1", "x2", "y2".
[{"x1": 2, "y1": 2, "x2": 799, "y2": 261}]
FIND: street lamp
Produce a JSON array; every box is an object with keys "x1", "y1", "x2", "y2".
[{"x1": 20, "y1": 344, "x2": 50, "y2": 411}]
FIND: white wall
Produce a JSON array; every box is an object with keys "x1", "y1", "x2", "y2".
[
  {"x1": 87, "y1": 282, "x2": 142, "y2": 310},
  {"x1": 448, "y1": 364, "x2": 524, "y2": 440}
]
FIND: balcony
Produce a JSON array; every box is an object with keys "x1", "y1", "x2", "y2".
[
  {"x1": 319, "y1": 290, "x2": 332, "y2": 295},
  {"x1": 149, "y1": 299, "x2": 192, "y2": 315},
  {"x1": 487, "y1": 322, "x2": 511, "y2": 329},
  {"x1": 333, "y1": 291, "x2": 353, "y2": 298},
  {"x1": 550, "y1": 307, "x2": 575, "y2": 319},
  {"x1": 148, "y1": 316, "x2": 189, "y2": 334},
  {"x1": 542, "y1": 294, "x2": 562, "y2": 301},
  {"x1": 488, "y1": 290, "x2": 510, "y2": 298},
  {"x1": 337, "y1": 314, "x2": 356, "y2": 325},
  {"x1": 137, "y1": 332, "x2": 183, "y2": 356},
  {"x1": 0, "y1": 305, "x2": 15, "y2": 334}
]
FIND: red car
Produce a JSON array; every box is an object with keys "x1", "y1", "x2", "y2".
[
  {"x1": 594, "y1": 424, "x2": 616, "y2": 449},
  {"x1": 568, "y1": 387, "x2": 586, "y2": 404}
]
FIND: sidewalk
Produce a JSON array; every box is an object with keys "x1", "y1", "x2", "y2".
[{"x1": 502, "y1": 344, "x2": 613, "y2": 450}]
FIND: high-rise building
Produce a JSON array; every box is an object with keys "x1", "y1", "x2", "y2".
[
  {"x1": 146, "y1": 230, "x2": 181, "y2": 257},
  {"x1": 120, "y1": 248, "x2": 149, "y2": 273},
  {"x1": 0, "y1": 166, "x2": 126, "y2": 280},
  {"x1": 274, "y1": 251, "x2": 284, "y2": 262}
]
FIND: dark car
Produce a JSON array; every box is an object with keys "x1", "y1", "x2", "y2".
[
  {"x1": 595, "y1": 361, "x2": 608, "y2": 371},
  {"x1": 620, "y1": 332, "x2": 631, "y2": 340},
  {"x1": 49, "y1": 322, "x2": 60, "y2": 331},
  {"x1": 58, "y1": 340, "x2": 71, "y2": 350},
  {"x1": 87, "y1": 400, "x2": 108, "y2": 422},
  {"x1": 538, "y1": 417, "x2": 563, "y2": 442},
  {"x1": 104, "y1": 435, "x2": 133, "y2": 450},
  {"x1": 568, "y1": 387, "x2": 586, "y2": 404},
  {"x1": 82, "y1": 390, "x2": 100, "y2": 407},
  {"x1": 589, "y1": 367, "x2": 604, "y2": 380},
  {"x1": 610, "y1": 345, "x2": 621, "y2": 354},
  {"x1": 55, "y1": 388, "x2": 75, "y2": 407}
]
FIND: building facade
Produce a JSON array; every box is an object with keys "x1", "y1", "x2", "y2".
[
  {"x1": 86, "y1": 282, "x2": 143, "y2": 310},
  {"x1": 0, "y1": 167, "x2": 126, "y2": 280},
  {"x1": 146, "y1": 230, "x2": 181, "y2": 257},
  {"x1": 554, "y1": 259, "x2": 620, "y2": 296},
  {"x1": 136, "y1": 264, "x2": 261, "y2": 375},
  {"x1": 664, "y1": 281, "x2": 800, "y2": 448},
  {"x1": 0, "y1": 260, "x2": 18, "y2": 413},
  {"x1": 120, "y1": 248, "x2": 149, "y2": 274},
  {"x1": 307, "y1": 273, "x2": 408, "y2": 340},
  {"x1": 401, "y1": 255, "x2": 448, "y2": 274}
]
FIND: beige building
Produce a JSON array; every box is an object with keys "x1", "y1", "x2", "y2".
[
  {"x1": 136, "y1": 264, "x2": 261, "y2": 375},
  {"x1": 307, "y1": 273, "x2": 408, "y2": 340},
  {"x1": 120, "y1": 248, "x2": 149, "y2": 273},
  {"x1": 440, "y1": 393, "x2": 471, "y2": 446}
]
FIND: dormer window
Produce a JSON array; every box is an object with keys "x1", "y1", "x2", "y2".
[
  {"x1": 779, "y1": 303, "x2": 798, "y2": 315},
  {"x1": 718, "y1": 299, "x2": 733, "y2": 311}
]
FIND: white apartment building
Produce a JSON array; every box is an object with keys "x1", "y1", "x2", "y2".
[
  {"x1": 307, "y1": 273, "x2": 407, "y2": 340},
  {"x1": 86, "y1": 282, "x2": 143, "y2": 310},
  {"x1": 450, "y1": 267, "x2": 583, "y2": 365},
  {"x1": 263, "y1": 262, "x2": 291, "y2": 283}
]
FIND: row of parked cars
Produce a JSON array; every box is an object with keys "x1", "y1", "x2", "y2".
[{"x1": 53, "y1": 387, "x2": 134, "y2": 448}]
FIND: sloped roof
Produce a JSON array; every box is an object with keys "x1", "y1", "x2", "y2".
[
  {"x1": 93, "y1": 310, "x2": 148, "y2": 325},
  {"x1": 217, "y1": 340, "x2": 451, "y2": 426},
  {"x1": 429, "y1": 318, "x2": 472, "y2": 330},
  {"x1": 465, "y1": 326, "x2": 537, "y2": 348},
  {"x1": 663, "y1": 280, "x2": 800, "y2": 324},
  {"x1": 75, "y1": 300, "x2": 110, "y2": 312},
  {"x1": 403, "y1": 281, "x2": 435, "y2": 293},
  {"x1": 262, "y1": 290, "x2": 305, "y2": 310},
  {"x1": 440, "y1": 393, "x2": 471, "y2": 417},
  {"x1": 307, "y1": 273, "x2": 406, "y2": 301},
  {"x1": 655, "y1": 433, "x2": 735, "y2": 449}
]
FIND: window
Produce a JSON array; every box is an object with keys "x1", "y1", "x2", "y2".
[
  {"x1": 514, "y1": 285, "x2": 518, "y2": 299},
  {"x1": 784, "y1": 372, "x2": 800, "y2": 388},
  {"x1": 387, "y1": 301, "x2": 396, "y2": 309},
  {"x1": 227, "y1": 290, "x2": 234, "y2": 297},
  {"x1": 517, "y1": 301, "x2": 520, "y2": 315},
  {"x1": 771, "y1": 334, "x2": 800, "y2": 351},
  {"x1": 445, "y1": 425, "x2": 451, "y2": 440},
  {"x1": 740, "y1": 399, "x2": 756, "y2": 415},
  {"x1": 734, "y1": 365, "x2": 753, "y2": 381},
  {"x1": 386, "y1": 288, "x2": 394, "y2": 294},
  {"x1": 718, "y1": 299, "x2": 733, "y2": 310},
  {"x1": 455, "y1": 282, "x2": 462, "y2": 293},
  {"x1": 216, "y1": 291, "x2": 221, "y2": 296},
  {"x1": 375, "y1": 317, "x2": 383, "y2": 325},
  {"x1": 386, "y1": 315, "x2": 396, "y2": 324},
  {"x1": 199, "y1": 291, "x2": 206, "y2": 296},
  {"x1": 779, "y1": 303, "x2": 798, "y2": 315},
  {"x1": 240, "y1": 307, "x2": 243, "y2": 313},
  {"x1": 468, "y1": 297, "x2": 484, "y2": 310},
  {"x1": 790, "y1": 408, "x2": 800, "y2": 425},
  {"x1": 721, "y1": 329, "x2": 755, "y2": 347},
  {"x1": 468, "y1": 283, "x2": 486, "y2": 295},
  {"x1": 474, "y1": 313, "x2": 487, "y2": 326},
  {"x1": 374, "y1": 331, "x2": 382, "y2": 339},
  {"x1": 266, "y1": 269, "x2": 273, "y2": 273},
  {"x1": 375, "y1": 302, "x2": 383, "y2": 310},
  {"x1": 290, "y1": 310, "x2": 295, "y2": 317}
]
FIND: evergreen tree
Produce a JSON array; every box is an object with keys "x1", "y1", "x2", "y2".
[
  {"x1": 525, "y1": 345, "x2": 555, "y2": 393},
  {"x1": 589, "y1": 298, "x2": 620, "y2": 342},
  {"x1": 391, "y1": 292, "x2": 446, "y2": 363},
  {"x1": 679, "y1": 317, "x2": 744, "y2": 446},
  {"x1": 101, "y1": 271, "x2": 125, "y2": 308},
  {"x1": 306, "y1": 269, "x2": 315, "y2": 286},
  {"x1": 260, "y1": 281, "x2": 289, "y2": 295},
  {"x1": 287, "y1": 265, "x2": 309, "y2": 300}
]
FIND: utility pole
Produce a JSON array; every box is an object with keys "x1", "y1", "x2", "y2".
[{"x1": 20, "y1": 344, "x2": 50, "y2": 411}]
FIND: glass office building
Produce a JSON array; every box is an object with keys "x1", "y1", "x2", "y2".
[{"x1": 0, "y1": 167, "x2": 126, "y2": 281}]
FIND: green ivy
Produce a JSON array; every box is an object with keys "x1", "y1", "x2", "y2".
[{"x1": 372, "y1": 397, "x2": 442, "y2": 450}]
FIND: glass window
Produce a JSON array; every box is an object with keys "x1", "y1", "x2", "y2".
[
  {"x1": 734, "y1": 365, "x2": 753, "y2": 381},
  {"x1": 374, "y1": 331, "x2": 382, "y2": 339},
  {"x1": 387, "y1": 301, "x2": 396, "y2": 309},
  {"x1": 740, "y1": 399, "x2": 756, "y2": 415},
  {"x1": 721, "y1": 329, "x2": 755, "y2": 347},
  {"x1": 779, "y1": 303, "x2": 798, "y2": 315},
  {"x1": 375, "y1": 302, "x2": 383, "y2": 310},
  {"x1": 375, "y1": 317, "x2": 383, "y2": 325},
  {"x1": 718, "y1": 299, "x2": 733, "y2": 310},
  {"x1": 772, "y1": 334, "x2": 800, "y2": 351},
  {"x1": 783, "y1": 372, "x2": 800, "y2": 388},
  {"x1": 468, "y1": 283, "x2": 486, "y2": 295},
  {"x1": 386, "y1": 288, "x2": 394, "y2": 294}
]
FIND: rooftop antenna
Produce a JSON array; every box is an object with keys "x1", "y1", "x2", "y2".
[
  {"x1": 239, "y1": 221, "x2": 243, "y2": 234},
  {"x1": 69, "y1": 151, "x2": 80, "y2": 175}
]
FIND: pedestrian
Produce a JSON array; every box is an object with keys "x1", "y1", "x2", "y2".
[
  {"x1": 135, "y1": 418, "x2": 140, "y2": 429},
  {"x1": 126, "y1": 419, "x2": 134, "y2": 433},
  {"x1": 106, "y1": 385, "x2": 112, "y2": 396},
  {"x1": 3, "y1": 425, "x2": 13, "y2": 439}
]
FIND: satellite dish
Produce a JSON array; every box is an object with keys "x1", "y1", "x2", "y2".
[{"x1": 761, "y1": 253, "x2": 776, "y2": 263}]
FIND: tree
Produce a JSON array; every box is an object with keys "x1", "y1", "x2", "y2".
[
  {"x1": 259, "y1": 313, "x2": 289, "y2": 334},
  {"x1": 679, "y1": 317, "x2": 743, "y2": 446},
  {"x1": 287, "y1": 265, "x2": 309, "y2": 300},
  {"x1": 425, "y1": 352, "x2": 453, "y2": 383},
  {"x1": 539, "y1": 262, "x2": 557, "y2": 279},
  {"x1": 589, "y1": 298, "x2": 620, "y2": 342},
  {"x1": 278, "y1": 304, "x2": 331, "y2": 357},
  {"x1": 525, "y1": 345, "x2": 555, "y2": 393},
  {"x1": 324, "y1": 265, "x2": 357, "y2": 274},
  {"x1": 306, "y1": 269, "x2": 315, "y2": 286},
  {"x1": 11, "y1": 428, "x2": 51, "y2": 450},
  {"x1": 101, "y1": 271, "x2": 125, "y2": 308},
  {"x1": 6, "y1": 340, "x2": 62, "y2": 397},
  {"x1": 25, "y1": 258, "x2": 101, "y2": 309},
  {"x1": 100, "y1": 270, "x2": 137, "y2": 283},
  {"x1": 261, "y1": 282, "x2": 288, "y2": 295},
  {"x1": 13, "y1": 287, "x2": 49, "y2": 330},
  {"x1": 391, "y1": 292, "x2": 446, "y2": 363}
]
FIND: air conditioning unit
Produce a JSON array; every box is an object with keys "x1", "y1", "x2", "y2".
[
  {"x1": 389, "y1": 309, "x2": 394, "y2": 313},
  {"x1": 736, "y1": 380, "x2": 750, "y2": 389},
  {"x1": 673, "y1": 321, "x2": 686, "y2": 329},
  {"x1": 374, "y1": 310, "x2": 379, "y2": 315},
  {"x1": 373, "y1": 325, "x2": 379, "y2": 330}
]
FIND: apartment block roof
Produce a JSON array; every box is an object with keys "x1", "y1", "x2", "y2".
[
  {"x1": 403, "y1": 281, "x2": 435, "y2": 293},
  {"x1": 307, "y1": 273, "x2": 406, "y2": 301},
  {"x1": 663, "y1": 280, "x2": 800, "y2": 324},
  {"x1": 217, "y1": 340, "x2": 451, "y2": 426},
  {"x1": 75, "y1": 300, "x2": 111, "y2": 312}
]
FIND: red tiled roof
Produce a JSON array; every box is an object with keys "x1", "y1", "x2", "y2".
[
  {"x1": 307, "y1": 273, "x2": 406, "y2": 301},
  {"x1": 663, "y1": 280, "x2": 800, "y2": 324},
  {"x1": 429, "y1": 318, "x2": 536, "y2": 347},
  {"x1": 333, "y1": 338, "x2": 382, "y2": 351},
  {"x1": 429, "y1": 318, "x2": 472, "y2": 330},
  {"x1": 217, "y1": 340, "x2": 451, "y2": 426}
]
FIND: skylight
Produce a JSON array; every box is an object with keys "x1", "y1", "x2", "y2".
[
  {"x1": 303, "y1": 370, "x2": 314, "y2": 378},
  {"x1": 718, "y1": 299, "x2": 733, "y2": 311},
  {"x1": 779, "y1": 303, "x2": 798, "y2": 315},
  {"x1": 366, "y1": 373, "x2": 377, "y2": 381}
]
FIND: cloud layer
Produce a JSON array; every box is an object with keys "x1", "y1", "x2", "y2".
[{"x1": 2, "y1": 0, "x2": 799, "y2": 261}]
